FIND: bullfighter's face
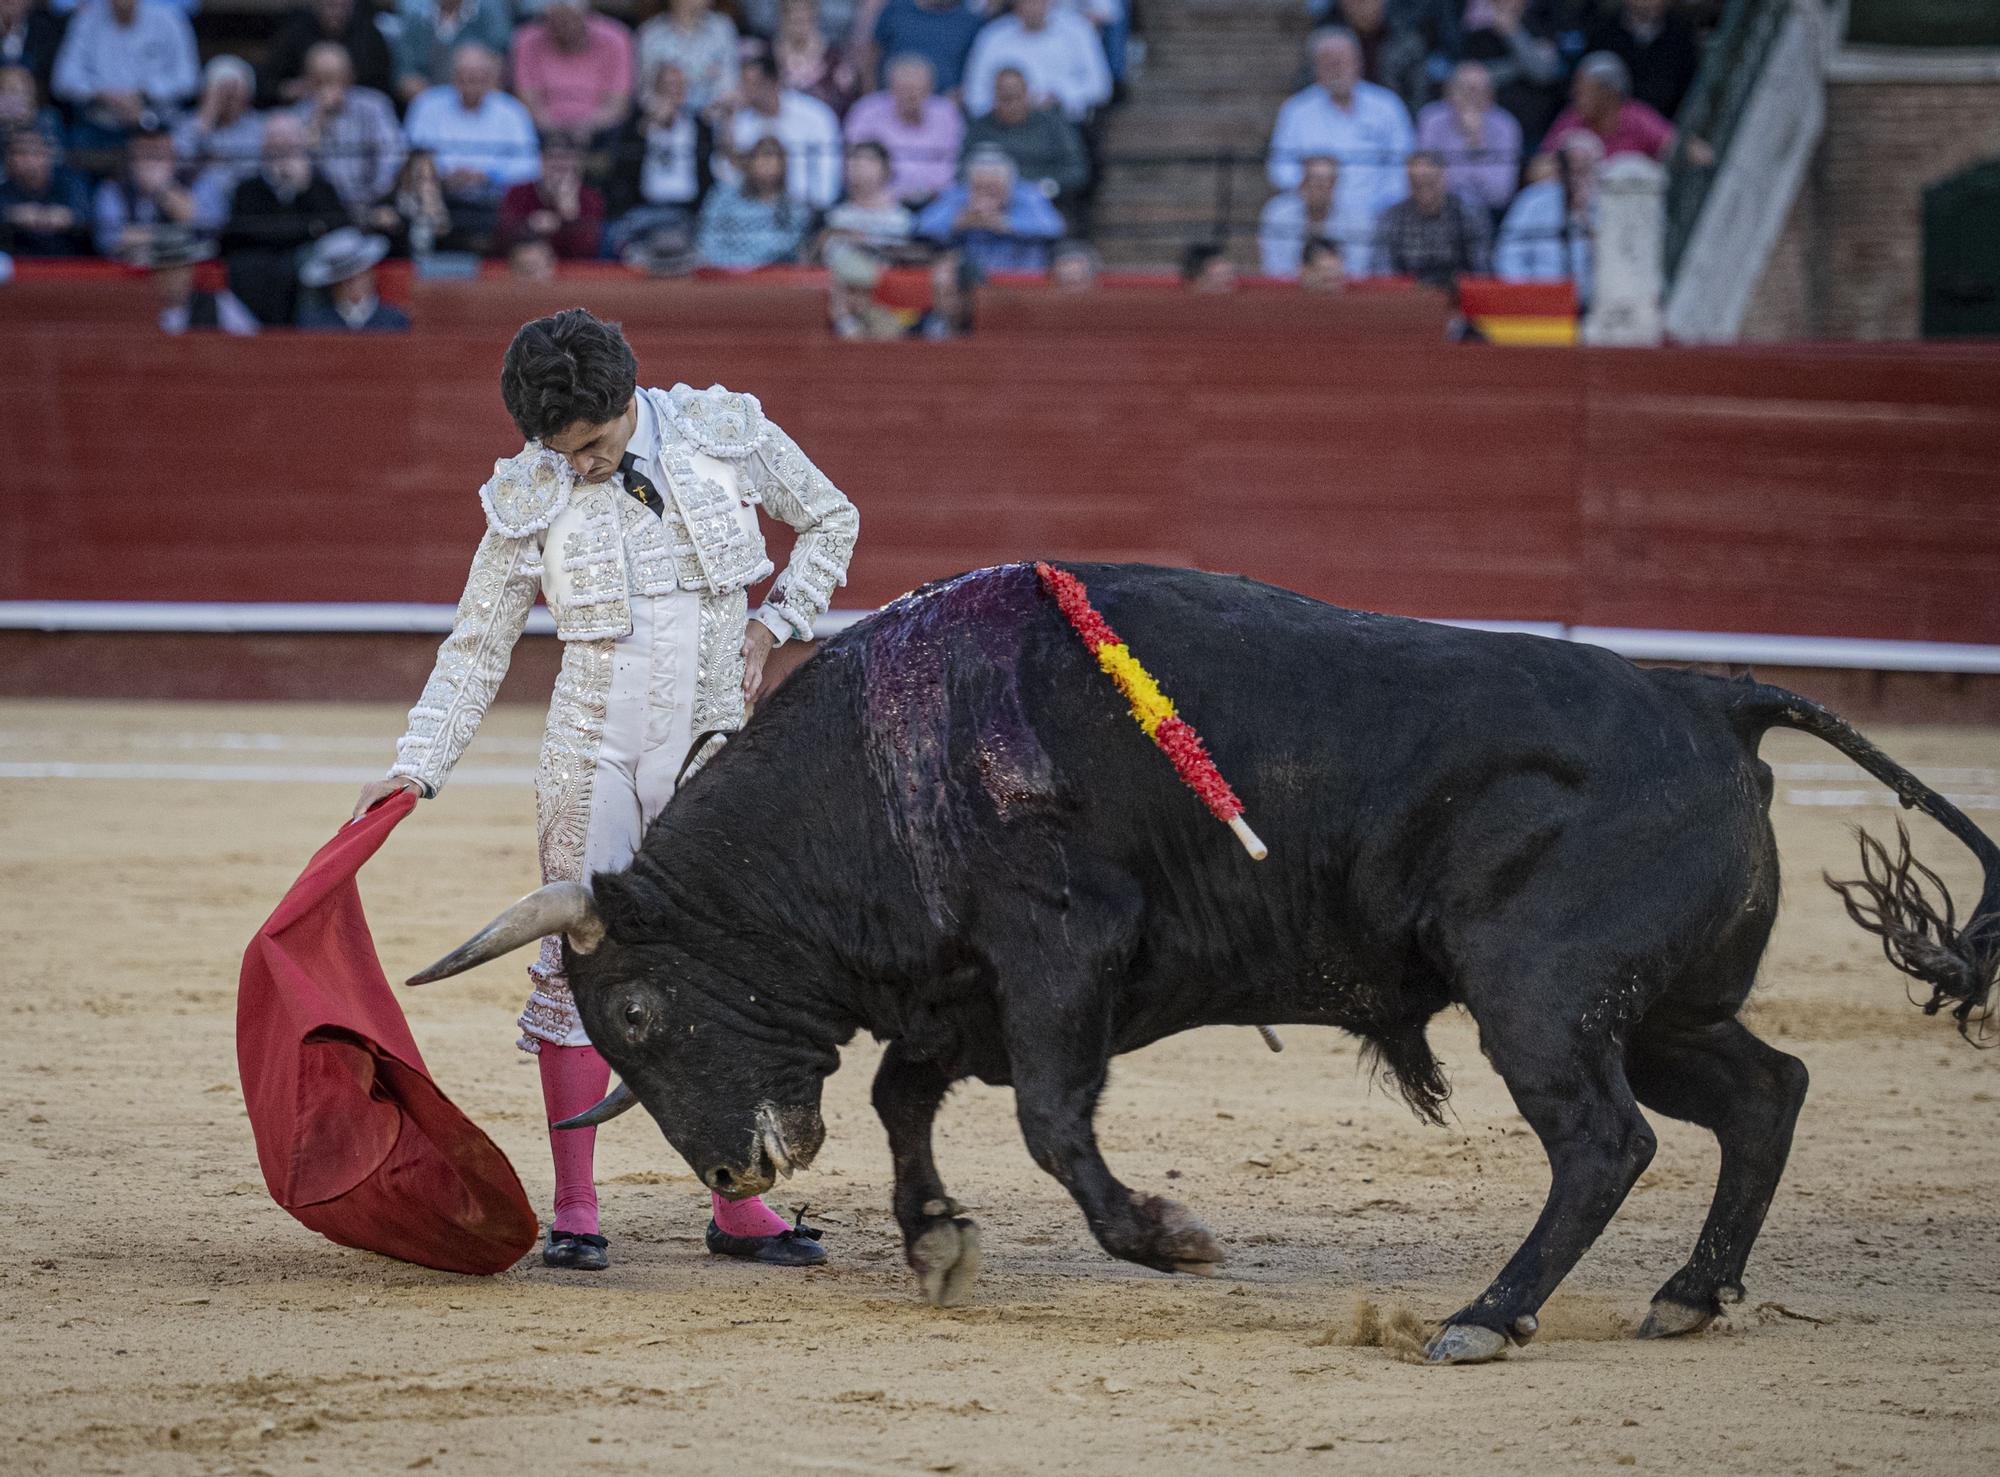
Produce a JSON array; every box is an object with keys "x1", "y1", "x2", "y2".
[{"x1": 568, "y1": 934, "x2": 835, "y2": 1200}]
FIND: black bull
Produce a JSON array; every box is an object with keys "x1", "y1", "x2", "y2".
[{"x1": 414, "y1": 563, "x2": 2000, "y2": 1364}]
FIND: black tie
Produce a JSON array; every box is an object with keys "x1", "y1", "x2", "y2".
[{"x1": 618, "y1": 452, "x2": 665, "y2": 518}]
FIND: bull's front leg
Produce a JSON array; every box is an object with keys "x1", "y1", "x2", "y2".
[
  {"x1": 1004, "y1": 1010, "x2": 1225, "y2": 1279},
  {"x1": 871, "y1": 1042, "x2": 981, "y2": 1307}
]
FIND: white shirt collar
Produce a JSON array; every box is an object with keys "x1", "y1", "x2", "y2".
[{"x1": 626, "y1": 386, "x2": 663, "y2": 470}]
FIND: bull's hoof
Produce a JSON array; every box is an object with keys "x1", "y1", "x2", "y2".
[
  {"x1": 1132, "y1": 1194, "x2": 1225, "y2": 1276},
  {"x1": 911, "y1": 1217, "x2": 981, "y2": 1308},
  {"x1": 1424, "y1": 1323, "x2": 1510, "y2": 1366},
  {"x1": 1636, "y1": 1298, "x2": 1714, "y2": 1340}
]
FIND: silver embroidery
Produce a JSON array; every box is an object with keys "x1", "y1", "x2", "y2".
[
  {"x1": 694, "y1": 588, "x2": 749, "y2": 735},
  {"x1": 518, "y1": 638, "x2": 612, "y2": 1052},
  {"x1": 741, "y1": 419, "x2": 860, "y2": 642},
  {"x1": 479, "y1": 444, "x2": 572, "y2": 537},
  {"x1": 665, "y1": 383, "x2": 764, "y2": 459},
  {"x1": 389, "y1": 530, "x2": 541, "y2": 794}
]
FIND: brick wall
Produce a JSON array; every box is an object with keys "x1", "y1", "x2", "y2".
[{"x1": 1744, "y1": 73, "x2": 2000, "y2": 340}]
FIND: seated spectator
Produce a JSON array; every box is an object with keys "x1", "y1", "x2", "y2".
[
  {"x1": 0, "y1": 125, "x2": 88, "y2": 253},
  {"x1": 820, "y1": 139, "x2": 912, "y2": 250},
  {"x1": 774, "y1": 0, "x2": 856, "y2": 115},
  {"x1": 50, "y1": 0, "x2": 198, "y2": 153},
  {"x1": 635, "y1": 0, "x2": 738, "y2": 114},
  {"x1": 0, "y1": 0, "x2": 66, "y2": 98},
  {"x1": 0, "y1": 62, "x2": 60, "y2": 146},
  {"x1": 963, "y1": 0, "x2": 1110, "y2": 123},
  {"x1": 915, "y1": 144, "x2": 1063, "y2": 275},
  {"x1": 176, "y1": 56, "x2": 265, "y2": 231},
  {"x1": 498, "y1": 132, "x2": 603, "y2": 258},
  {"x1": 1460, "y1": 0, "x2": 1563, "y2": 151},
  {"x1": 1258, "y1": 152, "x2": 1338, "y2": 279},
  {"x1": 1543, "y1": 51, "x2": 1677, "y2": 163},
  {"x1": 1416, "y1": 61, "x2": 1520, "y2": 217},
  {"x1": 843, "y1": 52, "x2": 959, "y2": 205},
  {"x1": 1496, "y1": 128, "x2": 1600, "y2": 295},
  {"x1": 404, "y1": 42, "x2": 539, "y2": 245},
  {"x1": 606, "y1": 59, "x2": 712, "y2": 249},
  {"x1": 375, "y1": 145, "x2": 452, "y2": 252},
  {"x1": 961, "y1": 65, "x2": 1088, "y2": 212},
  {"x1": 260, "y1": 0, "x2": 395, "y2": 107},
  {"x1": 1267, "y1": 26, "x2": 1412, "y2": 274},
  {"x1": 1587, "y1": 0, "x2": 1700, "y2": 122},
  {"x1": 1299, "y1": 234, "x2": 1345, "y2": 292},
  {"x1": 718, "y1": 45, "x2": 841, "y2": 209},
  {"x1": 391, "y1": 0, "x2": 513, "y2": 107},
  {"x1": 695, "y1": 133, "x2": 810, "y2": 268},
  {"x1": 740, "y1": 0, "x2": 862, "y2": 46},
  {"x1": 295, "y1": 42, "x2": 404, "y2": 221},
  {"x1": 867, "y1": 0, "x2": 982, "y2": 96},
  {"x1": 510, "y1": 235, "x2": 556, "y2": 277},
  {"x1": 1323, "y1": 0, "x2": 1428, "y2": 112},
  {"x1": 144, "y1": 225, "x2": 257, "y2": 333},
  {"x1": 1369, "y1": 148, "x2": 1491, "y2": 285},
  {"x1": 92, "y1": 126, "x2": 193, "y2": 259},
  {"x1": 298, "y1": 226, "x2": 410, "y2": 329},
  {"x1": 910, "y1": 246, "x2": 976, "y2": 338},
  {"x1": 1182, "y1": 240, "x2": 1236, "y2": 293},
  {"x1": 1050, "y1": 237, "x2": 1096, "y2": 291},
  {"x1": 509, "y1": 0, "x2": 632, "y2": 141},
  {"x1": 223, "y1": 112, "x2": 348, "y2": 324}
]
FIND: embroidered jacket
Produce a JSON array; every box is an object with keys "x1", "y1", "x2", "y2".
[{"x1": 389, "y1": 383, "x2": 858, "y2": 795}]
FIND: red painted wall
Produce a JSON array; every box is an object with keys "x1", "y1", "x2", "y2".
[{"x1": 5, "y1": 275, "x2": 1998, "y2": 645}]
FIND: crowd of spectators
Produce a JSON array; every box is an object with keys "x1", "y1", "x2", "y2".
[
  {"x1": 1257, "y1": 0, "x2": 1715, "y2": 295},
  {"x1": 0, "y1": 0, "x2": 1714, "y2": 330},
  {"x1": 0, "y1": 0, "x2": 1128, "y2": 332}
]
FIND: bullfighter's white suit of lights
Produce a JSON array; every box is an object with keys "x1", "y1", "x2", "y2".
[{"x1": 386, "y1": 383, "x2": 858, "y2": 1051}]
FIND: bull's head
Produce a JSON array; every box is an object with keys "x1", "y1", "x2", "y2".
[{"x1": 408, "y1": 879, "x2": 837, "y2": 1199}]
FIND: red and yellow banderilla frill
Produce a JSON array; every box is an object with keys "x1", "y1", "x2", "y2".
[{"x1": 1034, "y1": 562, "x2": 1268, "y2": 861}]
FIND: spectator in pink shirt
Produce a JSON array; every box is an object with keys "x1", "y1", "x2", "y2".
[
  {"x1": 842, "y1": 51, "x2": 961, "y2": 205},
  {"x1": 510, "y1": 0, "x2": 633, "y2": 140},
  {"x1": 1542, "y1": 51, "x2": 1709, "y2": 166}
]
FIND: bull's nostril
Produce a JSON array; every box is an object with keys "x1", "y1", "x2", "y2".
[{"x1": 710, "y1": 1167, "x2": 733, "y2": 1191}]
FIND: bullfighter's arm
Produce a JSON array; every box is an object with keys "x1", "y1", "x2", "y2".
[
  {"x1": 387, "y1": 528, "x2": 541, "y2": 796},
  {"x1": 388, "y1": 446, "x2": 565, "y2": 795},
  {"x1": 738, "y1": 417, "x2": 860, "y2": 644}
]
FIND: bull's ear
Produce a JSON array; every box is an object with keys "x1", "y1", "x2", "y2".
[{"x1": 588, "y1": 870, "x2": 665, "y2": 945}]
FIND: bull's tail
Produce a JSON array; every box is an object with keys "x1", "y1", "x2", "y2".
[{"x1": 1732, "y1": 683, "x2": 2000, "y2": 1041}]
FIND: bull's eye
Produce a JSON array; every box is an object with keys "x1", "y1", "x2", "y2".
[{"x1": 623, "y1": 1001, "x2": 645, "y2": 1029}]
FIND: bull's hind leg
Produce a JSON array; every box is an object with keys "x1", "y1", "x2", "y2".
[
  {"x1": 1626, "y1": 1017, "x2": 1809, "y2": 1338},
  {"x1": 872, "y1": 1042, "x2": 982, "y2": 1307},
  {"x1": 1430, "y1": 991, "x2": 1657, "y2": 1365}
]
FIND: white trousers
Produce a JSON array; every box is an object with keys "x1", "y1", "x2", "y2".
[{"x1": 518, "y1": 590, "x2": 708, "y2": 1052}]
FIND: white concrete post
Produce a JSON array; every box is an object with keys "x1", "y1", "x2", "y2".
[{"x1": 1583, "y1": 155, "x2": 1668, "y2": 346}]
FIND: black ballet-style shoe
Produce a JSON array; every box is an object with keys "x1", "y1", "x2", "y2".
[
  {"x1": 542, "y1": 1228, "x2": 610, "y2": 1271},
  {"x1": 704, "y1": 1208, "x2": 827, "y2": 1267}
]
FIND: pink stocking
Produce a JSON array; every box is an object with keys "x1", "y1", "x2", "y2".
[
  {"x1": 711, "y1": 1192, "x2": 791, "y2": 1238},
  {"x1": 538, "y1": 1044, "x2": 611, "y2": 1236}
]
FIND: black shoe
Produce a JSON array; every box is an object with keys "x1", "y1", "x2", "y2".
[
  {"x1": 704, "y1": 1208, "x2": 827, "y2": 1267},
  {"x1": 542, "y1": 1228, "x2": 610, "y2": 1271}
]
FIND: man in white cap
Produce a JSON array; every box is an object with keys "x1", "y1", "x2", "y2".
[{"x1": 297, "y1": 224, "x2": 409, "y2": 330}]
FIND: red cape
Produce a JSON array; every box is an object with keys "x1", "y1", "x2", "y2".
[{"x1": 236, "y1": 790, "x2": 538, "y2": 1274}]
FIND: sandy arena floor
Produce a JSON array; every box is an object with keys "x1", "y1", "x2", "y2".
[{"x1": 6, "y1": 699, "x2": 2000, "y2": 1476}]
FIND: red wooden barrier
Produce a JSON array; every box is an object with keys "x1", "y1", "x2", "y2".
[{"x1": 3, "y1": 283, "x2": 1998, "y2": 651}]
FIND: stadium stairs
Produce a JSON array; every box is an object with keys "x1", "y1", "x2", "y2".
[{"x1": 1092, "y1": 0, "x2": 1308, "y2": 270}]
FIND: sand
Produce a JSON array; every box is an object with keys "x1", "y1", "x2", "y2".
[{"x1": 6, "y1": 699, "x2": 1999, "y2": 1476}]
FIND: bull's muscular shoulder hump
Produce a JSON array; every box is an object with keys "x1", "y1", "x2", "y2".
[
  {"x1": 478, "y1": 443, "x2": 572, "y2": 537},
  {"x1": 665, "y1": 382, "x2": 767, "y2": 459}
]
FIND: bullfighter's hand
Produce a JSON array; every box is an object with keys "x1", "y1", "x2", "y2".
[
  {"x1": 351, "y1": 774, "x2": 421, "y2": 822},
  {"x1": 742, "y1": 620, "x2": 778, "y2": 708}
]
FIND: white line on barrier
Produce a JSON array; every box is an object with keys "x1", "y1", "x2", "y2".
[
  {"x1": 1785, "y1": 788, "x2": 2000, "y2": 812},
  {"x1": 3, "y1": 601, "x2": 1997, "y2": 672},
  {"x1": 0, "y1": 762, "x2": 539, "y2": 785}
]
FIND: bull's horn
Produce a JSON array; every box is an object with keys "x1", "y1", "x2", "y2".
[
  {"x1": 405, "y1": 880, "x2": 604, "y2": 985},
  {"x1": 553, "y1": 1080, "x2": 638, "y2": 1131}
]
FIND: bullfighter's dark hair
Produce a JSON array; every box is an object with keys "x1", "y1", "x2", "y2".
[{"x1": 499, "y1": 308, "x2": 639, "y2": 443}]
